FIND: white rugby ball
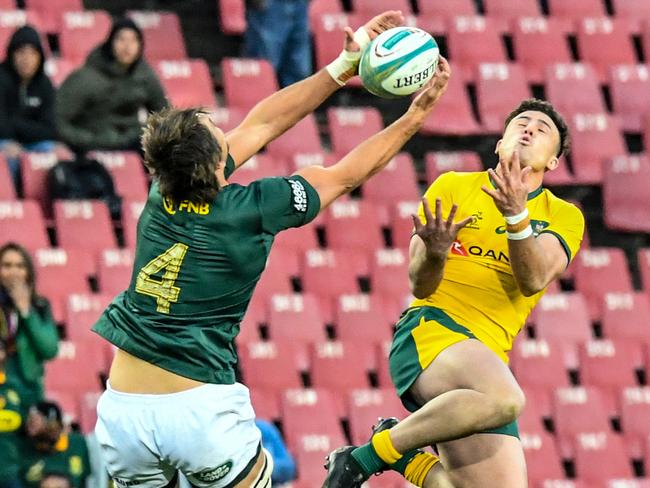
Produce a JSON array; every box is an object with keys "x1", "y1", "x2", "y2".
[{"x1": 359, "y1": 27, "x2": 439, "y2": 99}]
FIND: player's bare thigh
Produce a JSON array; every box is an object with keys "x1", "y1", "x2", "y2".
[{"x1": 437, "y1": 434, "x2": 527, "y2": 488}]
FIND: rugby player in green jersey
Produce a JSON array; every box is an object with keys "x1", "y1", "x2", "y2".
[{"x1": 91, "y1": 12, "x2": 452, "y2": 488}]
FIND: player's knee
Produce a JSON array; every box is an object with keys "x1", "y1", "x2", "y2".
[{"x1": 494, "y1": 387, "x2": 526, "y2": 425}]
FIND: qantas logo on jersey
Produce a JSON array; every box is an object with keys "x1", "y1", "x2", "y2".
[
  {"x1": 288, "y1": 179, "x2": 308, "y2": 212},
  {"x1": 450, "y1": 240, "x2": 509, "y2": 263}
]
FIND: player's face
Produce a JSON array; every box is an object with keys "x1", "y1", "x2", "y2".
[
  {"x1": 0, "y1": 250, "x2": 28, "y2": 288},
  {"x1": 497, "y1": 110, "x2": 560, "y2": 172},
  {"x1": 13, "y1": 44, "x2": 41, "y2": 81},
  {"x1": 112, "y1": 28, "x2": 141, "y2": 67}
]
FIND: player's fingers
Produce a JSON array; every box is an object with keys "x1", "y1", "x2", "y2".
[
  {"x1": 487, "y1": 168, "x2": 505, "y2": 191},
  {"x1": 435, "y1": 198, "x2": 443, "y2": 226},
  {"x1": 421, "y1": 197, "x2": 435, "y2": 225},
  {"x1": 481, "y1": 185, "x2": 501, "y2": 201},
  {"x1": 446, "y1": 203, "x2": 458, "y2": 228},
  {"x1": 411, "y1": 214, "x2": 423, "y2": 234},
  {"x1": 455, "y1": 215, "x2": 475, "y2": 230}
]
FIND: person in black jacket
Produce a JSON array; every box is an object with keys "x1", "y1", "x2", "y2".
[{"x1": 0, "y1": 25, "x2": 57, "y2": 187}]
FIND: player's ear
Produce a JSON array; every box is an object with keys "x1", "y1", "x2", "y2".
[
  {"x1": 495, "y1": 139, "x2": 502, "y2": 154},
  {"x1": 546, "y1": 156, "x2": 559, "y2": 172}
]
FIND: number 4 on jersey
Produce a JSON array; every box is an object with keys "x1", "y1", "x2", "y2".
[{"x1": 135, "y1": 243, "x2": 188, "y2": 313}]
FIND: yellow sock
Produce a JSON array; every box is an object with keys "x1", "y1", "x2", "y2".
[
  {"x1": 370, "y1": 430, "x2": 403, "y2": 464},
  {"x1": 404, "y1": 451, "x2": 440, "y2": 487}
]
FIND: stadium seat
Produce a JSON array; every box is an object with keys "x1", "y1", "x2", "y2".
[
  {"x1": 510, "y1": 338, "x2": 572, "y2": 389},
  {"x1": 273, "y1": 225, "x2": 320, "y2": 254},
  {"x1": 520, "y1": 384, "x2": 553, "y2": 419},
  {"x1": 546, "y1": 0, "x2": 607, "y2": 19},
  {"x1": 609, "y1": 65, "x2": 650, "y2": 132},
  {"x1": 0, "y1": 156, "x2": 15, "y2": 200},
  {"x1": 369, "y1": 248, "x2": 409, "y2": 297},
  {"x1": 324, "y1": 200, "x2": 386, "y2": 251},
  {"x1": 218, "y1": 0, "x2": 246, "y2": 35},
  {"x1": 58, "y1": 10, "x2": 112, "y2": 63},
  {"x1": 419, "y1": 69, "x2": 482, "y2": 135},
  {"x1": 417, "y1": 0, "x2": 476, "y2": 20},
  {"x1": 512, "y1": 17, "x2": 573, "y2": 84},
  {"x1": 266, "y1": 293, "x2": 327, "y2": 343},
  {"x1": 0, "y1": 10, "x2": 47, "y2": 57},
  {"x1": 376, "y1": 340, "x2": 393, "y2": 388},
  {"x1": 121, "y1": 200, "x2": 145, "y2": 250},
  {"x1": 569, "y1": 113, "x2": 627, "y2": 184},
  {"x1": 23, "y1": 0, "x2": 82, "y2": 33},
  {"x1": 351, "y1": 0, "x2": 412, "y2": 16},
  {"x1": 236, "y1": 291, "x2": 266, "y2": 345},
  {"x1": 44, "y1": 340, "x2": 105, "y2": 396},
  {"x1": 545, "y1": 63, "x2": 606, "y2": 116},
  {"x1": 334, "y1": 293, "x2": 395, "y2": 343},
  {"x1": 389, "y1": 200, "x2": 419, "y2": 249},
  {"x1": 89, "y1": 151, "x2": 149, "y2": 202},
  {"x1": 543, "y1": 156, "x2": 576, "y2": 186},
  {"x1": 43, "y1": 58, "x2": 76, "y2": 87},
  {"x1": 53, "y1": 200, "x2": 117, "y2": 254},
  {"x1": 361, "y1": 153, "x2": 420, "y2": 204},
  {"x1": 538, "y1": 480, "x2": 586, "y2": 488},
  {"x1": 620, "y1": 387, "x2": 650, "y2": 459},
  {"x1": 286, "y1": 151, "x2": 337, "y2": 174},
  {"x1": 579, "y1": 339, "x2": 643, "y2": 393},
  {"x1": 575, "y1": 18, "x2": 637, "y2": 82},
  {"x1": 266, "y1": 114, "x2": 322, "y2": 160},
  {"x1": 65, "y1": 293, "x2": 113, "y2": 343},
  {"x1": 20, "y1": 151, "x2": 58, "y2": 213},
  {"x1": 78, "y1": 391, "x2": 101, "y2": 434},
  {"x1": 221, "y1": 57, "x2": 279, "y2": 111},
  {"x1": 293, "y1": 431, "x2": 347, "y2": 486},
  {"x1": 424, "y1": 151, "x2": 483, "y2": 183},
  {"x1": 637, "y1": 248, "x2": 650, "y2": 299},
  {"x1": 520, "y1": 426, "x2": 565, "y2": 483},
  {"x1": 573, "y1": 248, "x2": 633, "y2": 321},
  {"x1": 613, "y1": 0, "x2": 650, "y2": 31},
  {"x1": 0, "y1": 200, "x2": 49, "y2": 250},
  {"x1": 249, "y1": 388, "x2": 280, "y2": 421},
  {"x1": 309, "y1": 0, "x2": 344, "y2": 27},
  {"x1": 327, "y1": 107, "x2": 383, "y2": 157},
  {"x1": 601, "y1": 292, "x2": 650, "y2": 341},
  {"x1": 347, "y1": 389, "x2": 409, "y2": 445},
  {"x1": 253, "y1": 247, "x2": 299, "y2": 299},
  {"x1": 312, "y1": 13, "x2": 353, "y2": 72},
  {"x1": 227, "y1": 154, "x2": 287, "y2": 186},
  {"x1": 310, "y1": 340, "x2": 376, "y2": 394},
  {"x1": 238, "y1": 340, "x2": 307, "y2": 391},
  {"x1": 127, "y1": 11, "x2": 187, "y2": 60},
  {"x1": 280, "y1": 388, "x2": 343, "y2": 447},
  {"x1": 572, "y1": 432, "x2": 633, "y2": 483},
  {"x1": 482, "y1": 0, "x2": 541, "y2": 20},
  {"x1": 446, "y1": 16, "x2": 508, "y2": 82},
  {"x1": 209, "y1": 107, "x2": 246, "y2": 133},
  {"x1": 97, "y1": 248, "x2": 134, "y2": 297},
  {"x1": 0, "y1": 0, "x2": 17, "y2": 8},
  {"x1": 475, "y1": 63, "x2": 531, "y2": 133},
  {"x1": 603, "y1": 155, "x2": 650, "y2": 232},
  {"x1": 153, "y1": 59, "x2": 216, "y2": 108}
]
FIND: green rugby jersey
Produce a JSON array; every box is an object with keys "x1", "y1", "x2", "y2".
[
  {"x1": 92, "y1": 156, "x2": 320, "y2": 383},
  {"x1": 0, "y1": 374, "x2": 23, "y2": 483}
]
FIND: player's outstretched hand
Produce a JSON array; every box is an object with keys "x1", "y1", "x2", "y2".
[
  {"x1": 481, "y1": 149, "x2": 531, "y2": 217},
  {"x1": 410, "y1": 56, "x2": 451, "y2": 114},
  {"x1": 344, "y1": 10, "x2": 406, "y2": 52},
  {"x1": 412, "y1": 197, "x2": 473, "y2": 259}
]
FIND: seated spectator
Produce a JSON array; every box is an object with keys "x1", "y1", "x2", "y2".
[
  {"x1": 56, "y1": 17, "x2": 167, "y2": 155},
  {"x1": 19, "y1": 402, "x2": 90, "y2": 488},
  {"x1": 255, "y1": 418, "x2": 297, "y2": 485},
  {"x1": 0, "y1": 243, "x2": 58, "y2": 407},
  {"x1": 0, "y1": 25, "x2": 57, "y2": 187},
  {"x1": 38, "y1": 473, "x2": 71, "y2": 488},
  {"x1": 0, "y1": 337, "x2": 24, "y2": 488}
]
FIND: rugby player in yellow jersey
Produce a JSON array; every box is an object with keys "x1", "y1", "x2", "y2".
[{"x1": 323, "y1": 99, "x2": 585, "y2": 488}]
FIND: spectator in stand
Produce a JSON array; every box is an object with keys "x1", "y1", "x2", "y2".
[
  {"x1": 244, "y1": 0, "x2": 312, "y2": 87},
  {"x1": 0, "y1": 243, "x2": 58, "y2": 408},
  {"x1": 255, "y1": 419, "x2": 297, "y2": 484},
  {"x1": 56, "y1": 17, "x2": 167, "y2": 155},
  {"x1": 0, "y1": 25, "x2": 57, "y2": 188},
  {"x1": 0, "y1": 337, "x2": 24, "y2": 488},
  {"x1": 38, "y1": 474, "x2": 70, "y2": 488}
]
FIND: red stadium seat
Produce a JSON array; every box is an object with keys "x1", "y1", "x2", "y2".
[
  {"x1": 23, "y1": 0, "x2": 82, "y2": 33},
  {"x1": 419, "y1": 69, "x2": 482, "y2": 135},
  {"x1": 58, "y1": 10, "x2": 111, "y2": 63},
  {"x1": 510, "y1": 338, "x2": 571, "y2": 389},
  {"x1": 266, "y1": 114, "x2": 322, "y2": 160},
  {"x1": 0, "y1": 11, "x2": 47, "y2": 58},
  {"x1": 576, "y1": 18, "x2": 637, "y2": 82},
  {"x1": 97, "y1": 248, "x2": 134, "y2": 297},
  {"x1": 553, "y1": 386, "x2": 612, "y2": 450},
  {"x1": 601, "y1": 292, "x2": 650, "y2": 341},
  {"x1": 603, "y1": 155, "x2": 650, "y2": 232},
  {"x1": 475, "y1": 63, "x2": 531, "y2": 133},
  {"x1": 327, "y1": 107, "x2": 383, "y2": 157},
  {"x1": 547, "y1": 0, "x2": 607, "y2": 19},
  {"x1": 238, "y1": 340, "x2": 307, "y2": 391},
  {"x1": 227, "y1": 154, "x2": 287, "y2": 186},
  {"x1": 312, "y1": 13, "x2": 353, "y2": 72},
  {"x1": 621, "y1": 387, "x2": 650, "y2": 458},
  {"x1": 520, "y1": 427, "x2": 565, "y2": 483},
  {"x1": 579, "y1": 339, "x2": 642, "y2": 393},
  {"x1": 347, "y1": 389, "x2": 409, "y2": 445},
  {"x1": 309, "y1": 0, "x2": 344, "y2": 29},
  {"x1": 334, "y1": 293, "x2": 395, "y2": 343},
  {"x1": 253, "y1": 247, "x2": 299, "y2": 300},
  {"x1": 424, "y1": 151, "x2": 483, "y2": 183},
  {"x1": 613, "y1": 1, "x2": 650, "y2": 32},
  {"x1": 54, "y1": 200, "x2": 117, "y2": 254},
  {"x1": 569, "y1": 113, "x2": 626, "y2": 185},
  {"x1": 266, "y1": 293, "x2": 327, "y2": 343},
  {"x1": 249, "y1": 388, "x2": 280, "y2": 421},
  {"x1": 538, "y1": 482, "x2": 587, "y2": 488},
  {"x1": 65, "y1": 293, "x2": 113, "y2": 343},
  {"x1": 20, "y1": 151, "x2": 58, "y2": 213},
  {"x1": 210, "y1": 107, "x2": 246, "y2": 133},
  {"x1": 89, "y1": 151, "x2": 148, "y2": 202},
  {"x1": 0, "y1": 0, "x2": 17, "y2": 8},
  {"x1": 281, "y1": 388, "x2": 343, "y2": 447},
  {"x1": 121, "y1": 200, "x2": 145, "y2": 250},
  {"x1": 44, "y1": 340, "x2": 105, "y2": 396},
  {"x1": 482, "y1": 0, "x2": 541, "y2": 20},
  {"x1": 218, "y1": 0, "x2": 246, "y2": 35},
  {"x1": 545, "y1": 63, "x2": 606, "y2": 116},
  {"x1": 446, "y1": 16, "x2": 508, "y2": 82},
  {"x1": 78, "y1": 391, "x2": 101, "y2": 434},
  {"x1": 609, "y1": 65, "x2": 650, "y2": 132},
  {"x1": 154, "y1": 59, "x2": 216, "y2": 108},
  {"x1": 310, "y1": 340, "x2": 375, "y2": 393},
  {"x1": 637, "y1": 22, "x2": 650, "y2": 66},
  {"x1": 417, "y1": 0, "x2": 476, "y2": 18},
  {"x1": 370, "y1": 248, "x2": 409, "y2": 297},
  {"x1": 293, "y1": 431, "x2": 347, "y2": 486},
  {"x1": 286, "y1": 151, "x2": 337, "y2": 174},
  {"x1": 273, "y1": 225, "x2": 320, "y2": 254},
  {"x1": 324, "y1": 200, "x2": 386, "y2": 251},
  {"x1": 637, "y1": 248, "x2": 650, "y2": 300},
  {"x1": 573, "y1": 248, "x2": 633, "y2": 321},
  {"x1": 543, "y1": 156, "x2": 576, "y2": 186},
  {"x1": 512, "y1": 17, "x2": 573, "y2": 84},
  {"x1": 301, "y1": 249, "x2": 364, "y2": 298},
  {"x1": 0, "y1": 200, "x2": 49, "y2": 250},
  {"x1": 351, "y1": 0, "x2": 412, "y2": 16},
  {"x1": 221, "y1": 57, "x2": 278, "y2": 111},
  {"x1": 361, "y1": 153, "x2": 419, "y2": 204},
  {"x1": 389, "y1": 200, "x2": 418, "y2": 249},
  {"x1": 572, "y1": 432, "x2": 633, "y2": 483},
  {"x1": 43, "y1": 58, "x2": 76, "y2": 87},
  {"x1": 127, "y1": 11, "x2": 187, "y2": 61},
  {"x1": 376, "y1": 340, "x2": 393, "y2": 388},
  {"x1": 0, "y1": 155, "x2": 15, "y2": 200}
]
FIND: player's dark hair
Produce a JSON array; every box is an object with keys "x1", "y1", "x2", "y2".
[
  {"x1": 142, "y1": 107, "x2": 223, "y2": 204},
  {"x1": 0, "y1": 242, "x2": 36, "y2": 301},
  {"x1": 504, "y1": 98, "x2": 571, "y2": 157}
]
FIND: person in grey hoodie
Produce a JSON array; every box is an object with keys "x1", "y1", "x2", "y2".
[{"x1": 56, "y1": 17, "x2": 168, "y2": 155}]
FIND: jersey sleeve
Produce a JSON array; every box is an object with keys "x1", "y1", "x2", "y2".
[
  {"x1": 539, "y1": 201, "x2": 585, "y2": 264},
  {"x1": 224, "y1": 153, "x2": 236, "y2": 179},
  {"x1": 256, "y1": 175, "x2": 321, "y2": 234},
  {"x1": 417, "y1": 171, "x2": 457, "y2": 223}
]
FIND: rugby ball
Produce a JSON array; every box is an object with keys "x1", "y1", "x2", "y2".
[{"x1": 359, "y1": 27, "x2": 439, "y2": 99}]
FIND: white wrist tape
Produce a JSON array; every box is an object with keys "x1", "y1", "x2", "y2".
[
  {"x1": 504, "y1": 208, "x2": 529, "y2": 226},
  {"x1": 325, "y1": 27, "x2": 371, "y2": 86},
  {"x1": 507, "y1": 225, "x2": 533, "y2": 240}
]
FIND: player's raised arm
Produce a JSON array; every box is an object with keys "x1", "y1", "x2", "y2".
[
  {"x1": 295, "y1": 57, "x2": 451, "y2": 210},
  {"x1": 226, "y1": 11, "x2": 405, "y2": 168}
]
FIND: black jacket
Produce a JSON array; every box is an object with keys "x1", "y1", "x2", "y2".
[{"x1": 0, "y1": 25, "x2": 57, "y2": 144}]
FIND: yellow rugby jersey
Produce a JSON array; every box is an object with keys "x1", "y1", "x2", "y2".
[{"x1": 410, "y1": 171, "x2": 585, "y2": 360}]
